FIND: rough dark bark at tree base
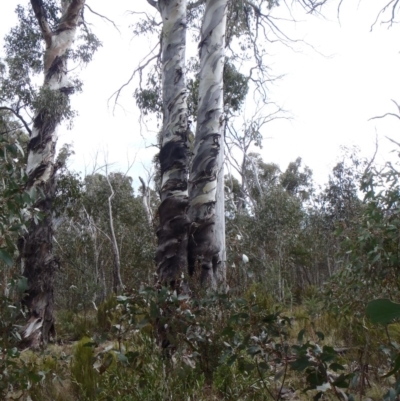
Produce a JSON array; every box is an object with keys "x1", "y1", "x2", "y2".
[
  {"x1": 156, "y1": 197, "x2": 190, "y2": 286},
  {"x1": 19, "y1": 178, "x2": 57, "y2": 348}
]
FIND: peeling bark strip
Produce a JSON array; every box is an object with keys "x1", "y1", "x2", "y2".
[
  {"x1": 156, "y1": 0, "x2": 190, "y2": 285},
  {"x1": 20, "y1": 0, "x2": 85, "y2": 349},
  {"x1": 188, "y1": 0, "x2": 227, "y2": 287}
]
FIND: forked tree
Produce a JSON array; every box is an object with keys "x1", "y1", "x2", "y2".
[{"x1": 127, "y1": 0, "x2": 323, "y2": 289}]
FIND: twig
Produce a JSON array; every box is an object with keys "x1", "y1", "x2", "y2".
[
  {"x1": 85, "y1": 4, "x2": 121, "y2": 33},
  {"x1": 108, "y1": 42, "x2": 161, "y2": 113},
  {"x1": 256, "y1": 360, "x2": 276, "y2": 399}
]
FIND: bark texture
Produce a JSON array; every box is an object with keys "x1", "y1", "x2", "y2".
[
  {"x1": 156, "y1": 0, "x2": 190, "y2": 286},
  {"x1": 188, "y1": 0, "x2": 227, "y2": 287},
  {"x1": 20, "y1": 0, "x2": 85, "y2": 348}
]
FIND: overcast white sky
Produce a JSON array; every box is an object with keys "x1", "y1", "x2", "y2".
[{"x1": 1, "y1": 1, "x2": 399, "y2": 190}]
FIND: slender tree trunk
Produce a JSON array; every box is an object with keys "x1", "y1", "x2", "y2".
[
  {"x1": 188, "y1": 0, "x2": 227, "y2": 287},
  {"x1": 20, "y1": 0, "x2": 85, "y2": 348},
  {"x1": 105, "y1": 173, "x2": 124, "y2": 293},
  {"x1": 215, "y1": 122, "x2": 227, "y2": 289},
  {"x1": 156, "y1": 0, "x2": 190, "y2": 286},
  {"x1": 139, "y1": 176, "x2": 153, "y2": 226}
]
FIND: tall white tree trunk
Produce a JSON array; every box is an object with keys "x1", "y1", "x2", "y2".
[
  {"x1": 139, "y1": 176, "x2": 153, "y2": 226},
  {"x1": 156, "y1": 0, "x2": 190, "y2": 287},
  {"x1": 20, "y1": 0, "x2": 85, "y2": 348},
  {"x1": 105, "y1": 172, "x2": 124, "y2": 293},
  {"x1": 188, "y1": 0, "x2": 227, "y2": 287},
  {"x1": 214, "y1": 123, "x2": 227, "y2": 288}
]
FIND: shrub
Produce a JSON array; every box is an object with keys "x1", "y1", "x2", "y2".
[{"x1": 70, "y1": 337, "x2": 98, "y2": 400}]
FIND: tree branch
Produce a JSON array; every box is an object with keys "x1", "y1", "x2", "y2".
[
  {"x1": 58, "y1": 0, "x2": 85, "y2": 32},
  {"x1": 84, "y1": 4, "x2": 120, "y2": 33},
  {"x1": 371, "y1": 0, "x2": 400, "y2": 29},
  {"x1": 108, "y1": 41, "x2": 161, "y2": 112},
  {"x1": 0, "y1": 107, "x2": 32, "y2": 136},
  {"x1": 30, "y1": 0, "x2": 52, "y2": 46},
  {"x1": 369, "y1": 112, "x2": 400, "y2": 122}
]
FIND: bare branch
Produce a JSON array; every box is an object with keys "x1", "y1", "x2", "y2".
[
  {"x1": 369, "y1": 112, "x2": 400, "y2": 122},
  {"x1": 363, "y1": 131, "x2": 379, "y2": 174},
  {"x1": 0, "y1": 107, "x2": 32, "y2": 136},
  {"x1": 386, "y1": 135, "x2": 400, "y2": 147},
  {"x1": 108, "y1": 41, "x2": 161, "y2": 113},
  {"x1": 85, "y1": 4, "x2": 121, "y2": 33},
  {"x1": 391, "y1": 99, "x2": 400, "y2": 114},
  {"x1": 371, "y1": 0, "x2": 400, "y2": 30}
]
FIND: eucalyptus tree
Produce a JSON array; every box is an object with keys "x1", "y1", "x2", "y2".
[
  {"x1": 154, "y1": 0, "x2": 191, "y2": 287},
  {"x1": 186, "y1": 0, "x2": 228, "y2": 287},
  {"x1": 122, "y1": 0, "x2": 319, "y2": 288},
  {"x1": 21, "y1": 0, "x2": 87, "y2": 348},
  {"x1": 1, "y1": 0, "x2": 100, "y2": 347}
]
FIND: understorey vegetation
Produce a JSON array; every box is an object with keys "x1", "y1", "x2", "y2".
[
  {"x1": 1, "y1": 0, "x2": 400, "y2": 400},
  {"x1": 2, "y1": 110, "x2": 400, "y2": 399}
]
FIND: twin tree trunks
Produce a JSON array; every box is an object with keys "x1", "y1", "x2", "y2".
[
  {"x1": 156, "y1": 0, "x2": 227, "y2": 290},
  {"x1": 20, "y1": 0, "x2": 85, "y2": 348}
]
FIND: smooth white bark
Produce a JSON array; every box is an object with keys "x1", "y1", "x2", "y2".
[{"x1": 188, "y1": 0, "x2": 227, "y2": 286}]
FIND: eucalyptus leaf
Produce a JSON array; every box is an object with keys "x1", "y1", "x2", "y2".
[
  {"x1": 366, "y1": 299, "x2": 400, "y2": 325},
  {"x1": 0, "y1": 249, "x2": 13, "y2": 266}
]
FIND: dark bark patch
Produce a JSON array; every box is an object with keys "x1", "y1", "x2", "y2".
[
  {"x1": 159, "y1": 139, "x2": 188, "y2": 175},
  {"x1": 46, "y1": 55, "x2": 64, "y2": 82},
  {"x1": 28, "y1": 112, "x2": 58, "y2": 152},
  {"x1": 188, "y1": 215, "x2": 218, "y2": 281},
  {"x1": 20, "y1": 170, "x2": 57, "y2": 348},
  {"x1": 156, "y1": 197, "x2": 190, "y2": 284}
]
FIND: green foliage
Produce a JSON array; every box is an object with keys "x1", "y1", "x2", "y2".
[
  {"x1": 0, "y1": 277, "x2": 49, "y2": 399},
  {"x1": 53, "y1": 169, "x2": 155, "y2": 311},
  {"x1": 56, "y1": 310, "x2": 96, "y2": 341},
  {"x1": 133, "y1": 66, "x2": 162, "y2": 123},
  {"x1": 97, "y1": 296, "x2": 119, "y2": 332},
  {"x1": 325, "y1": 144, "x2": 400, "y2": 319},
  {"x1": 71, "y1": 337, "x2": 98, "y2": 400},
  {"x1": 367, "y1": 299, "x2": 400, "y2": 326},
  {"x1": 0, "y1": 112, "x2": 37, "y2": 265},
  {"x1": 1, "y1": 1, "x2": 100, "y2": 130}
]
